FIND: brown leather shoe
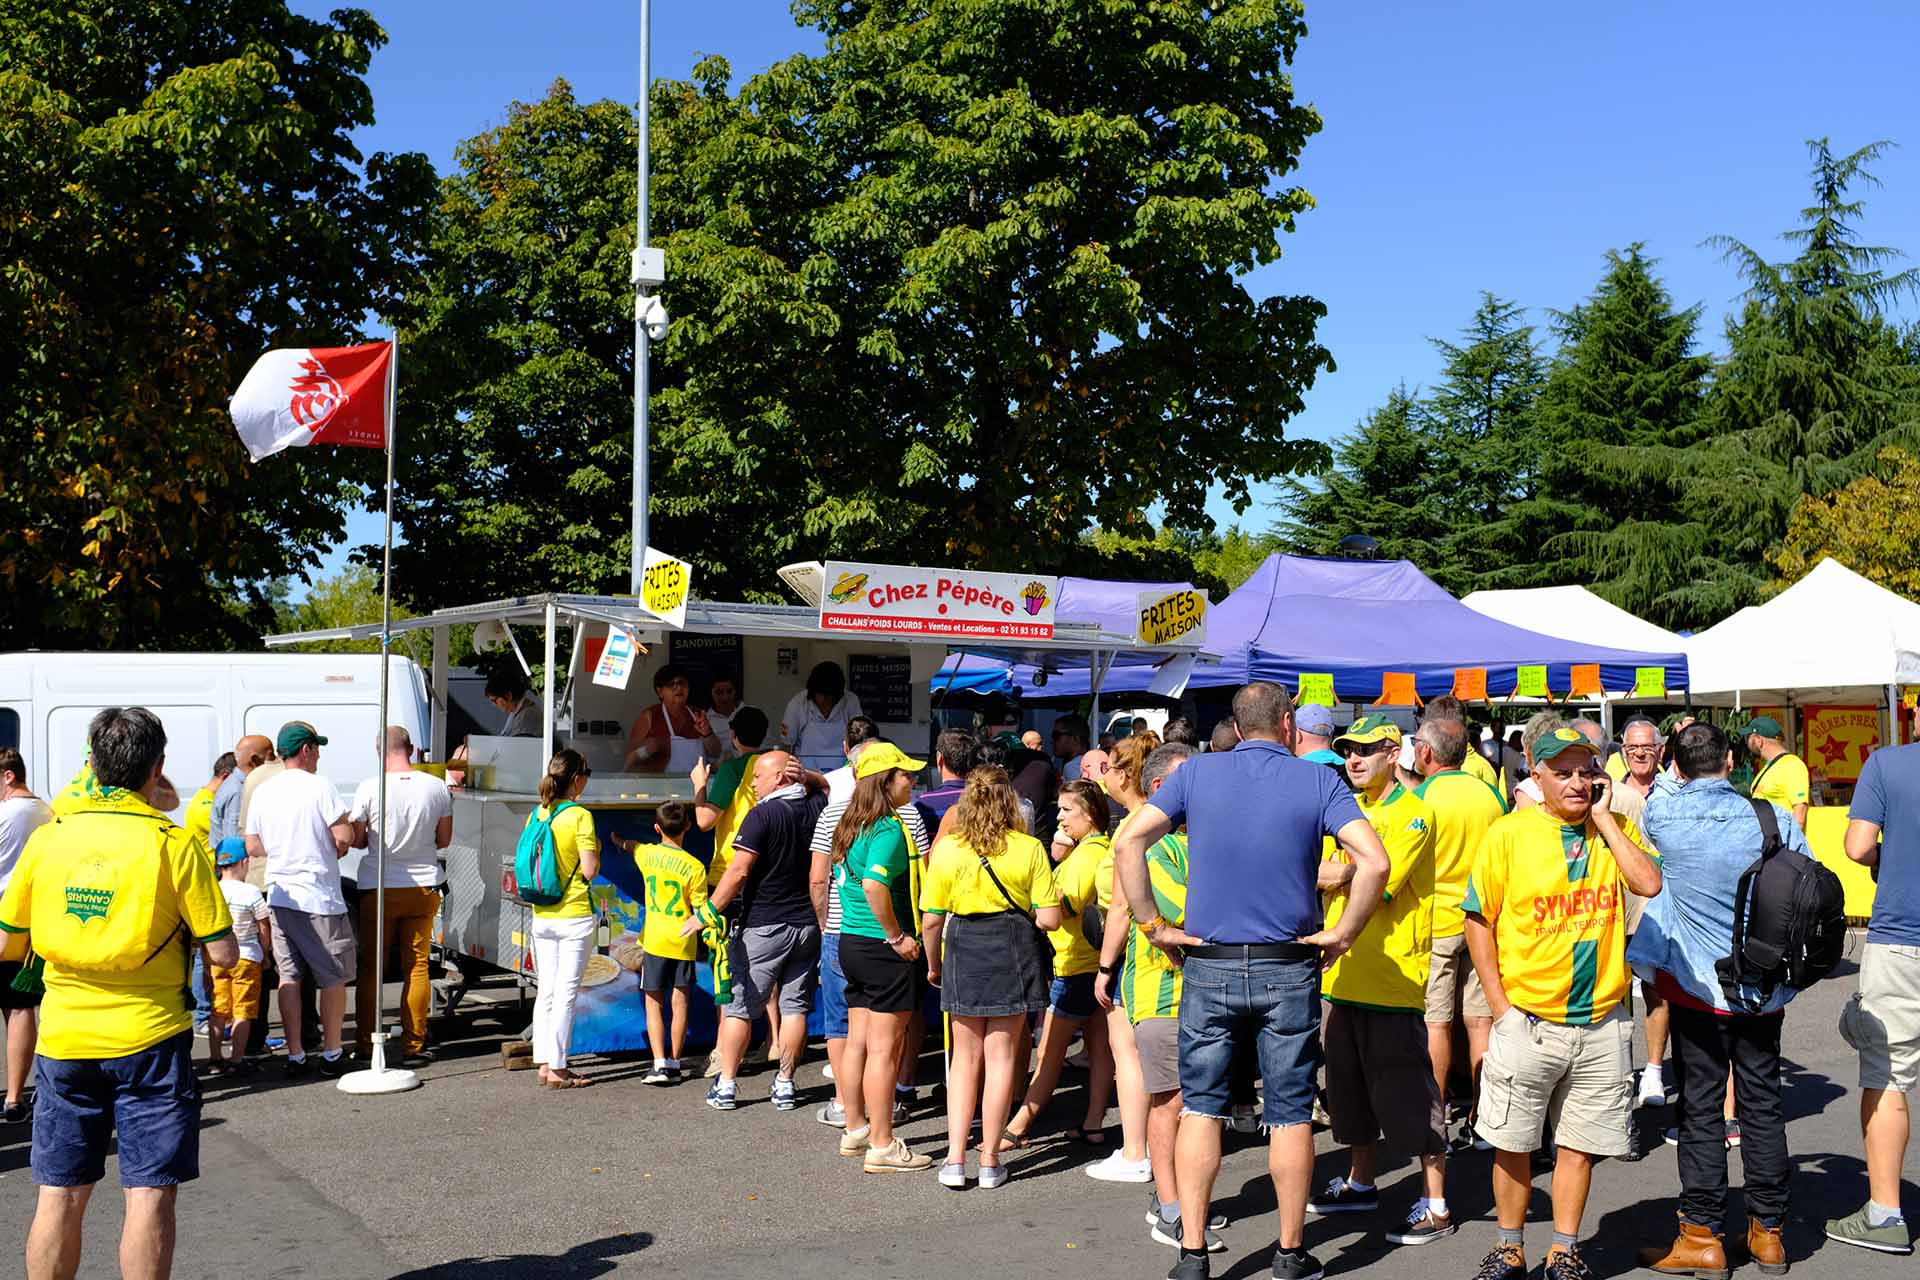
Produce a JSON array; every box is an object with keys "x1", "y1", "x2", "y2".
[
  {"x1": 1637, "y1": 1221, "x2": 1729, "y2": 1279},
  {"x1": 1746, "y1": 1217, "x2": 1788, "y2": 1275}
]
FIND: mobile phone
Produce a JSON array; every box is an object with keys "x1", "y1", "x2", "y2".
[{"x1": 1589, "y1": 776, "x2": 1608, "y2": 803}]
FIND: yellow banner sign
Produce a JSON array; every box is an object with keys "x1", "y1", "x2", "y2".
[
  {"x1": 1135, "y1": 588, "x2": 1208, "y2": 647},
  {"x1": 1805, "y1": 704, "x2": 1881, "y2": 783}
]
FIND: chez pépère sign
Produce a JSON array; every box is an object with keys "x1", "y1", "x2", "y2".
[
  {"x1": 820, "y1": 561, "x2": 1058, "y2": 640},
  {"x1": 1135, "y1": 587, "x2": 1208, "y2": 646}
]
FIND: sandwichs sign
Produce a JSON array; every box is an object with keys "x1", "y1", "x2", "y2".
[{"x1": 820, "y1": 561, "x2": 1058, "y2": 640}]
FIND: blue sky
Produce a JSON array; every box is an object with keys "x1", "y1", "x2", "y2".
[{"x1": 299, "y1": 0, "x2": 1920, "y2": 588}]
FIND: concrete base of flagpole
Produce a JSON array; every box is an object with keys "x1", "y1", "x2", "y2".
[{"x1": 336, "y1": 1032, "x2": 421, "y2": 1095}]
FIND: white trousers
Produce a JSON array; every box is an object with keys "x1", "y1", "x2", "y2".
[{"x1": 530, "y1": 914, "x2": 596, "y2": 1068}]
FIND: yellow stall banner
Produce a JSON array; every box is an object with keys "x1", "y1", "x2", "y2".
[
  {"x1": 1805, "y1": 705, "x2": 1881, "y2": 783},
  {"x1": 1806, "y1": 806, "x2": 1876, "y2": 921}
]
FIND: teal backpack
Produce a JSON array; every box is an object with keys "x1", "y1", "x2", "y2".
[{"x1": 514, "y1": 801, "x2": 579, "y2": 906}]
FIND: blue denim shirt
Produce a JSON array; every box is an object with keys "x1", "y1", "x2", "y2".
[{"x1": 1626, "y1": 774, "x2": 1810, "y2": 1014}]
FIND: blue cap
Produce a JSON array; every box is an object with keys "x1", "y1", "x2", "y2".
[
  {"x1": 214, "y1": 836, "x2": 248, "y2": 867},
  {"x1": 1295, "y1": 703, "x2": 1336, "y2": 737}
]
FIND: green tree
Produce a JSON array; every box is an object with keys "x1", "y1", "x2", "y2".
[
  {"x1": 1772, "y1": 446, "x2": 1920, "y2": 599},
  {"x1": 1516, "y1": 245, "x2": 1712, "y2": 610},
  {"x1": 1277, "y1": 387, "x2": 1463, "y2": 586},
  {"x1": 1594, "y1": 140, "x2": 1920, "y2": 627},
  {"x1": 0, "y1": 2, "x2": 435, "y2": 647},
  {"x1": 396, "y1": 0, "x2": 1333, "y2": 606}
]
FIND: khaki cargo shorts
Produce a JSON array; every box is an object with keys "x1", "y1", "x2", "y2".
[
  {"x1": 1841, "y1": 943, "x2": 1920, "y2": 1093},
  {"x1": 1426, "y1": 933, "x2": 1479, "y2": 1023},
  {"x1": 1475, "y1": 1005, "x2": 1632, "y2": 1157}
]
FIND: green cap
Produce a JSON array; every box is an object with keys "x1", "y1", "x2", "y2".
[
  {"x1": 1333, "y1": 713, "x2": 1402, "y2": 747},
  {"x1": 1740, "y1": 715, "x2": 1783, "y2": 740},
  {"x1": 275, "y1": 721, "x2": 327, "y2": 758},
  {"x1": 1533, "y1": 726, "x2": 1597, "y2": 764}
]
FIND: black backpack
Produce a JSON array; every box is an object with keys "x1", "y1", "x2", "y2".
[{"x1": 1715, "y1": 798, "x2": 1847, "y2": 1010}]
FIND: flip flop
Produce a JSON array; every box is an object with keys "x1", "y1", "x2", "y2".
[{"x1": 544, "y1": 1074, "x2": 594, "y2": 1089}]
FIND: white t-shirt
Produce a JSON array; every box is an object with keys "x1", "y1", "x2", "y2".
[
  {"x1": 246, "y1": 768, "x2": 350, "y2": 916},
  {"x1": 0, "y1": 795, "x2": 52, "y2": 894},
  {"x1": 349, "y1": 770, "x2": 453, "y2": 889},
  {"x1": 824, "y1": 764, "x2": 856, "y2": 807},
  {"x1": 220, "y1": 878, "x2": 272, "y2": 965}
]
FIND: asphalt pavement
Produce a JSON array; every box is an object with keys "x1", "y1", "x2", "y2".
[{"x1": 0, "y1": 953, "x2": 1913, "y2": 1279}]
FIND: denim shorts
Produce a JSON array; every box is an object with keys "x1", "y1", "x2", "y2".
[
  {"x1": 819, "y1": 931, "x2": 850, "y2": 1039},
  {"x1": 1177, "y1": 954, "x2": 1322, "y2": 1127},
  {"x1": 1050, "y1": 972, "x2": 1097, "y2": 1020},
  {"x1": 34, "y1": 1031, "x2": 201, "y2": 1188}
]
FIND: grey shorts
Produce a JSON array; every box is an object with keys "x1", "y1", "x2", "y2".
[
  {"x1": 1841, "y1": 942, "x2": 1920, "y2": 1092},
  {"x1": 1134, "y1": 1016, "x2": 1180, "y2": 1095},
  {"x1": 723, "y1": 922, "x2": 821, "y2": 1022},
  {"x1": 270, "y1": 907, "x2": 356, "y2": 989}
]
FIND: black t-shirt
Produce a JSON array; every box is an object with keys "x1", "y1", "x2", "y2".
[
  {"x1": 730, "y1": 790, "x2": 830, "y2": 928},
  {"x1": 1003, "y1": 748, "x2": 1060, "y2": 844}
]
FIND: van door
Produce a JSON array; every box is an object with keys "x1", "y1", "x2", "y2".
[
  {"x1": 0, "y1": 702, "x2": 28, "y2": 787},
  {"x1": 44, "y1": 704, "x2": 221, "y2": 821}
]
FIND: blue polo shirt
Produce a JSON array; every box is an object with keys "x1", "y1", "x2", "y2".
[
  {"x1": 1148, "y1": 738, "x2": 1363, "y2": 944},
  {"x1": 1855, "y1": 744, "x2": 1920, "y2": 946}
]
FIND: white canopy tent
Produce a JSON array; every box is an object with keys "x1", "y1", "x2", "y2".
[
  {"x1": 1462, "y1": 585, "x2": 1687, "y2": 656},
  {"x1": 1684, "y1": 558, "x2": 1920, "y2": 707}
]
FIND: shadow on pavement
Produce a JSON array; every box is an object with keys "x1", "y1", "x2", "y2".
[{"x1": 387, "y1": 1231, "x2": 652, "y2": 1279}]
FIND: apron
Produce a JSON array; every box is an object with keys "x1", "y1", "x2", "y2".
[{"x1": 665, "y1": 706, "x2": 708, "y2": 774}]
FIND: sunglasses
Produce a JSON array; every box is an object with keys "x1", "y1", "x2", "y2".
[{"x1": 1338, "y1": 742, "x2": 1397, "y2": 759}]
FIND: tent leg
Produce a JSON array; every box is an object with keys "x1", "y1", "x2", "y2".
[
  {"x1": 1089, "y1": 651, "x2": 1114, "y2": 732},
  {"x1": 430, "y1": 625, "x2": 450, "y2": 763}
]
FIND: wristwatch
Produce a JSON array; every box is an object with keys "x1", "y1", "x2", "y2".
[{"x1": 1098, "y1": 962, "x2": 1119, "y2": 976}]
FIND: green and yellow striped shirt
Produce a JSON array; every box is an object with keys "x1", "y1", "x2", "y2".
[{"x1": 1121, "y1": 831, "x2": 1188, "y2": 1023}]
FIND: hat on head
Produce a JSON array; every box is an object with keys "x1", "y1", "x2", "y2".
[
  {"x1": 1295, "y1": 703, "x2": 1336, "y2": 737},
  {"x1": 214, "y1": 836, "x2": 248, "y2": 867},
  {"x1": 1739, "y1": 715, "x2": 1783, "y2": 741},
  {"x1": 1534, "y1": 726, "x2": 1598, "y2": 764},
  {"x1": 275, "y1": 721, "x2": 327, "y2": 758},
  {"x1": 1334, "y1": 713, "x2": 1402, "y2": 748},
  {"x1": 854, "y1": 741, "x2": 925, "y2": 780}
]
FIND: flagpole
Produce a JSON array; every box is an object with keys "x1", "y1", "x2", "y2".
[{"x1": 341, "y1": 334, "x2": 419, "y2": 1094}]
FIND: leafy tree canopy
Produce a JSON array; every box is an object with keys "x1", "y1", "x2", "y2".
[{"x1": 1772, "y1": 446, "x2": 1920, "y2": 600}]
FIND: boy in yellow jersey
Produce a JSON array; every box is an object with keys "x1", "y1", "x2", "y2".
[
  {"x1": 1307, "y1": 715, "x2": 1453, "y2": 1246},
  {"x1": 1741, "y1": 716, "x2": 1810, "y2": 832},
  {"x1": 1410, "y1": 717, "x2": 1508, "y2": 1139},
  {"x1": 612, "y1": 800, "x2": 707, "y2": 1085},
  {"x1": 1462, "y1": 727, "x2": 1663, "y2": 1280}
]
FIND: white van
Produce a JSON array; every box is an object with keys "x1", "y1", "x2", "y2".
[{"x1": 0, "y1": 652, "x2": 430, "y2": 822}]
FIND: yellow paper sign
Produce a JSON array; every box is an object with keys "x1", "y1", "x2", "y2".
[
  {"x1": 1136, "y1": 588, "x2": 1208, "y2": 646},
  {"x1": 639, "y1": 546, "x2": 692, "y2": 627},
  {"x1": 1297, "y1": 672, "x2": 1335, "y2": 706},
  {"x1": 1633, "y1": 666, "x2": 1667, "y2": 699},
  {"x1": 1515, "y1": 665, "x2": 1550, "y2": 698},
  {"x1": 1904, "y1": 687, "x2": 1917, "y2": 710}
]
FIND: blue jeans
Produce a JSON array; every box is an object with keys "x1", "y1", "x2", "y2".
[
  {"x1": 819, "y1": 931, "x2": 849, "y2": 1040},
  {"x1": 1177, "y1": 954, "x2": 1322, "y2": 1127},
  {"x1": 34, "y1": 1031, "x2": 200, "y2": 1187},
  {"x1": 191, "y1": 949, "x2": 211, "y2": 1024}
]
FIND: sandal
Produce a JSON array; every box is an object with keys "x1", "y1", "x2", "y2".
[
  {"x1": 544, "y1": 1074, "x2": 594, "y2": 1089},
  {"x1": 1069, "y1": 1126, "x2": 1108, "y2": 1145},
  {"x1": 976, "y1": 1132, "x2": 1029, "y2": 1154}
]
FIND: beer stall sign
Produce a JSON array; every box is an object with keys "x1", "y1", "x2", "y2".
[
  {"x1": 820, "y1": 561, "x2": 1058, "y2": 639},
  {"x1": 1136, "y1": 588, "x2": 1208, "y2": 647}
]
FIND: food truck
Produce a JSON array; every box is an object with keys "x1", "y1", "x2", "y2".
[{"x1": 264, "y1": 562, "x2": 1213, "y2": 1053}]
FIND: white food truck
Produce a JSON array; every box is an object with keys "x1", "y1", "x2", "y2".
[{"x1": 263, "y1": 563, "x2": 1211, "y2": 1052}]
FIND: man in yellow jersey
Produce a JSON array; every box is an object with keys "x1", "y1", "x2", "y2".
[
  {"x1": 1411, "y1": 716, "x2": 1507, "y2": 1140},
  {"x1": 1424, "y1": 696, "x2": 1502, "y2": 793},
  {"x1": 1463, "y1": 726, "x2": 1662, "y2": 1280},
  {"x1": 1741, "y1": 716, "x2": 1810, "y2": 832},
  {"x1": 1307, "y1": 715, "x2": 1452, "y2": 1246}
]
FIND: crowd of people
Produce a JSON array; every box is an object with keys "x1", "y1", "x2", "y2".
[{"x1": 2, "y1": 682, "x2": 1919, "y2": 1280}]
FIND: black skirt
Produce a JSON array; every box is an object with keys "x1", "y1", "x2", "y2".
[{"x1": 941, "y1": 911, "x2": 1049, "y2": 1018}]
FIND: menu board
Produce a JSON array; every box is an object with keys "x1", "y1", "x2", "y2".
[
  {"x1": 849, "y1": 653, "x2": 915, "y2": 722},
  {"x1": 670, "y1": 632, "x2": 744, "y2": 707}
]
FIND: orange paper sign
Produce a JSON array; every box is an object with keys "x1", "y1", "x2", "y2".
[
  {"x1": 1451, "y1": 667, "x2": 1488, "y2": 700},
  {"x1": 1374, "y1": 671, "x2": 1421, "y2": 706},
  {"x1": 1568, "y1": 664, "x2": 1603, "y2": 696}
]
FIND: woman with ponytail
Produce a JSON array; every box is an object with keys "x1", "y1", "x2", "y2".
[
  {"x1": 831, "y1": 743, "x2": 934, "y2": 1173},
  {"x1": 920, "y1": 766, "x2": 1060, "y2": 1188},
  {"x1": 526, "y1": 749, "x2": 599, "y2": 1088}
]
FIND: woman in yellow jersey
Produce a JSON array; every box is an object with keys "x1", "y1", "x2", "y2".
[
  {"x1": 999, "y1": 777, "x2": 1118, "y2": 1151},
  {"x1": 921, "y1": 767, "x2": 1061, "y2": 1188},
  {"x1": 1084, "y1": 734, "x2": 1160, "y2": 1182},
  {"x1": 525, "y1": 750, "x2": 600, "y2": 1089}
]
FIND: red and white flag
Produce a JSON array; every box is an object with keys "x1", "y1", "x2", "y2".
[{"x1": 229, "y1": 341, "x2": 392, "y2": 462}]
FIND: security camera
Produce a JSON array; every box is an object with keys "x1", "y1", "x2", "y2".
[{"x1": 639, "y1": 294, "x2": 669, "y2": 343}]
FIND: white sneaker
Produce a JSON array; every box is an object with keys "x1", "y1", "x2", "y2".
[
  {"x1": 1086, "y1": 1149, "x2": 1153, "y2": 1183},
  {"x1": 1636, "y1": 1065, "x2": 1667, "y2": 1108}
]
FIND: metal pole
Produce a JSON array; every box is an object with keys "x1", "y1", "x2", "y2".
[
  {"x1": 373, "y1": 336, "x2": 396, "y2": 1070},
  {"x1": 629, "y1": 0, "x2": 653, "y2": 592}
]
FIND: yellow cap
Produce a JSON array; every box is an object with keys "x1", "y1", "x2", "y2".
[
  {"x1": 1333, "y1": 713, "x2": 1402, "y2": 747},
  {"x1": 853, "y1": 741, "x2": 926, "y2": 780}
]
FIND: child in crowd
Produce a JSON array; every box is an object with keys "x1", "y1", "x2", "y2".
[
  {"x1": 210, "y1": 836, "x2": 272, "y2": 1074},
  {"x1": 611, "y1": 801, "x2": 708, "y2": 1085}
]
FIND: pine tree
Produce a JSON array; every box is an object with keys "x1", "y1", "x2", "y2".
[
  {"x1": 1590, "y1": 140, "x2": 1920, "y2": 627},
  {"x1": 1515, "y1": 245, "x2": 1712, "y2": 609}
]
